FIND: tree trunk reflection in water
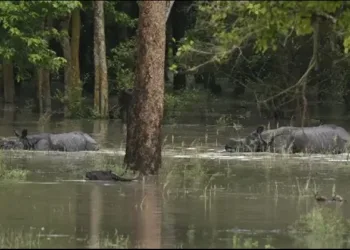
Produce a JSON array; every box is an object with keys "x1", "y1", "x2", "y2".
[
  {"x1": 93, "y1": 120, "x2": 108, "y2": 147},
  {"x1": 89, "y1": 185, "x2": 102, "y2": 248},
  {"x1": 162, "y1": 196, "x2": 177, "y2": 248},
  {"x1": 136, "y1": 180, "x2": 162, "y2": 248},
  {"x1": 62, "y1": 119, "x2": 83, "y2": 133},
  {"x1": 2, "y1": 104, "x2": 16, "y2": 125}
]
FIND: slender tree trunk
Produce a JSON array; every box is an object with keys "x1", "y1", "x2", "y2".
[
  {"x1": 2, "y1": 61, "x2": 15, "y2": 104},
  {"x1": 42, "y1": 16, "x2": 52, "y2": 114},
  {"x1": 37, "y1": 68, "x2": 44, "y2": 115},
  {"x1": 42, "y1": 69, "x2": 51, "y2": 113},
  {"x1": 60, "y1": 15, "x2": 72, "y2": 117},
  {"x1": 165, "y1": 17, "x2": 172, "y2": 84},
  {"x1": 124, "y1": 1, "x2": 166, "y2": 175},
  {"x1": 71, "y1": 7, "x2": 82, "y2": 110},
  {"x1": 93, "y1": 0, "x2": 109, "y2": 118}
]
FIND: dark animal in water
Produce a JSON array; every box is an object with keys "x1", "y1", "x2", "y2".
[
  {"x1": 85, "y1": 170, "x2": 138, "y2": 182},
  {"x1": 314, "y1": 192, "x2": 328, "y2": 202},
  {"x1": 0, "y1": 129, "x2": 99, "y2": 152},
  {"x1": 313, "y1": 192, "x2": 346, "y2": 203},
  {"x1": 225, "y1": 124, "x2": 350, "y2": 154}
]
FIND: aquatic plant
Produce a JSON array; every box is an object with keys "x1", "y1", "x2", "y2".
[
  {"x1": 288, "y1": 207, "x2": 349, "y2": 248},
  {"x1": 160, "y1": 157, "x2": 219, "y2": 196},
  {"x1": 90, "y1": 230, "x2": 130, "y2": 249},
  {"x1": 0, "y1": 153, "x2": 28, "y2": 181},
  {"x1": 232, "y1": 234, "x2": 274, "y2": 249},
  {"x1": 0, "y1": 227, "x2": 41, "y2": 248}
]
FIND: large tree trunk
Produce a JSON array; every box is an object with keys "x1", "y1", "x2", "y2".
[
  {"x1": 70, "y1": 7, "x2": 82, "y2": 111},
  {"x1": 124, "y1": 1, "x2": 166, "y2": 175},
  {"x1": 2, "y1": 61, "x2": 15, "y2": 104},
  {"x1": 60, "y1": 15, "x2": 72, "y2": 117},
  {"x1": 93, "y1": 0, "x2": 109, "y2": 118}
]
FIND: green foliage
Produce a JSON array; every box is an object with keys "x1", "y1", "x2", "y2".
[
  {"x1": 174, "y1": 1, "x2": 346, "y2": 72},
  {"x1": 0, "y1": 0, "x2": 81, "y2": 80},
  {"x1": 109, "y1": 37, "x2": 137, "y2": 91},
  {"x1": 53, "y1": 86, "x2": 91, "y2": 119},
  {"x1": 164, "y1": 90, "x2": 206, "y2": 123},
  {"x1": 105, "y1": 2, "x2": 138, "y2": 94},
  {"x1": 105, "y1": 1, "x2": 138, "y2": 28}
]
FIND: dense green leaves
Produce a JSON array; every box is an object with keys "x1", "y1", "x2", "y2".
[
  {"x1": 174, "y1": 1, "x2": 350, "y2": 73},
  {"x1": 0, "y1": 1, "x2": 81, "y2": 71}
]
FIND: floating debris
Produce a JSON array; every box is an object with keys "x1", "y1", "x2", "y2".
[{"x1": 332, "y1": 194, "x2": 347, "y2": 203}]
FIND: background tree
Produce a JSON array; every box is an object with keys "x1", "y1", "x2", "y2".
[{"x1": 93, "y1": 0, "x2": 108, "y2": 118}]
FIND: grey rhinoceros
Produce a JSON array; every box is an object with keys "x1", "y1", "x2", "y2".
[
  {"x1": 225, "y1": 124, "x2": 350, "y2": 154},
  {"x1": 0, "y1": 129, "x2": 99, "y2": 152}
]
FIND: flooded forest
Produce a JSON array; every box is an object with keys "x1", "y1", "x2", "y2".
[{"x1": 1, "y1": 1, "x2": 350, "y2": 248}]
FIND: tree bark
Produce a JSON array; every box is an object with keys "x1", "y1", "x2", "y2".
[
  {"x1": 37, "y1": 68, "x2": 43, "y2": 115},
  {"x1": 93, "y1": 0, "x2": 109, "y2": 118},
  {"x1": 41, "y1": 16, "x2": 52, "y2": 114},
  {"x1": 2, "y1": 61, "x2": 15, "y2": 104},
  {"x1": 70, "y1": 7, "x2": 82, "y2": 111},
  {"x1": 42, "y1": 69, "x2": 51, "y2": 113},
  {"x1": 165, "y1": 18, "x2": 172, "y2": 84},
  {"x1": 124, "y1": 1, "x2": 166, "y2": 175},
  {"x1": 60, "y1": 15, "x2": 72, "y2": 117}
]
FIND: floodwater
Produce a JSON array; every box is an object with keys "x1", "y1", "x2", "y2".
[{"x1": 1, "y1": 111, "x2": 350, "y2": 248}]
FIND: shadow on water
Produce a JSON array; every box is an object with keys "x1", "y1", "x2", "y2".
[{"x1": 2, "y1": 113, "x2": 350, "y2": 247}]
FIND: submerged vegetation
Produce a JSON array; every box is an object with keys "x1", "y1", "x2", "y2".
[
  {"x1": 232, "y1": 234, "x2": 274, "y2": 249},
  {"x1": 0, "y1": 153, "x2": 28, "y2": 181},
  {"x1": 0, "y1": 227, "x2": 41, "y2": 248},
  {"x1": 89, "y1": 230, "x2": 130, "y2": 249},
  {"x1": 289, "y1": 207, "x2": 350, "y2": 248}
]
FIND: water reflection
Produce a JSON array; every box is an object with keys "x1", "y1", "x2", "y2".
[
  {"x1": 135, "y1": 179, "x2": 162, "y2": 248},
  {"x1": 89, "y1": 185, "x2": 102, "y2": 248}
]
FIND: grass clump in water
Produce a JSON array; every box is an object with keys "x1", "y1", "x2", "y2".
[
  {"x1": 288, "y1": 207, "x2": 349, "y2": 248},
  {"x1": 91, "y1": 230, "x2": 130, "y2": 248},
  {"x1": 0, "y1": 228, "x2": 41, "y2": 248},
  {"x1": 0, "y1": 154, "x2": 28, "y2": 181},
  {"x1": 161, "y1": 158, "x2": 222, "y2": 195},
  {"x1": 232, "y1": 234, "x2": 274, "y2": 249}
]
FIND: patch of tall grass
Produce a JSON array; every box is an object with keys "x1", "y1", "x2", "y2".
[
  {"x1": 0, "y1": 152, "x2": 28, "y2": 181},
  {"x1": 89, "y1": 230, "x2": 130, "y2": 249},
  {"x1": 288, "y1": 207, "x2": 350, "y2": 248},
  {"x1": 232, "y1": 234, "x2": 274, "y2": 249},
  {"x1": 0, "y1": 228, "x2": 41, "y2": 248}
]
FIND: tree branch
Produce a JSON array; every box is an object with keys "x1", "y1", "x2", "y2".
[{"x1": 260, "y1": 56, "x2": 316, "y2": 104}]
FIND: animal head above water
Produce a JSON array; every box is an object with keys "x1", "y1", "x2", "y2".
[
  {"x1": 225, "y1": 126, "x2": 268, "y2": 152},
  {"x1": 14, "y1": 129, "x2": 32, "y2": 150}
]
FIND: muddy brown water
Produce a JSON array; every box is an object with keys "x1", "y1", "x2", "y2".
[{"x1": 1, "y1": 117, "x2": 350, "y2": 248}]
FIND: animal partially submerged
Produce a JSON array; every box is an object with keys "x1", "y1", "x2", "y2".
[
  {"x1": 0, "y1": 129, "x2": 99, "y2": 152},
  {"x1": 85, "y1": 170, "x2": 139, "y2": 182},
  {"x1": 225, "y1": 124, "x2": 350, "y2": 154}
]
